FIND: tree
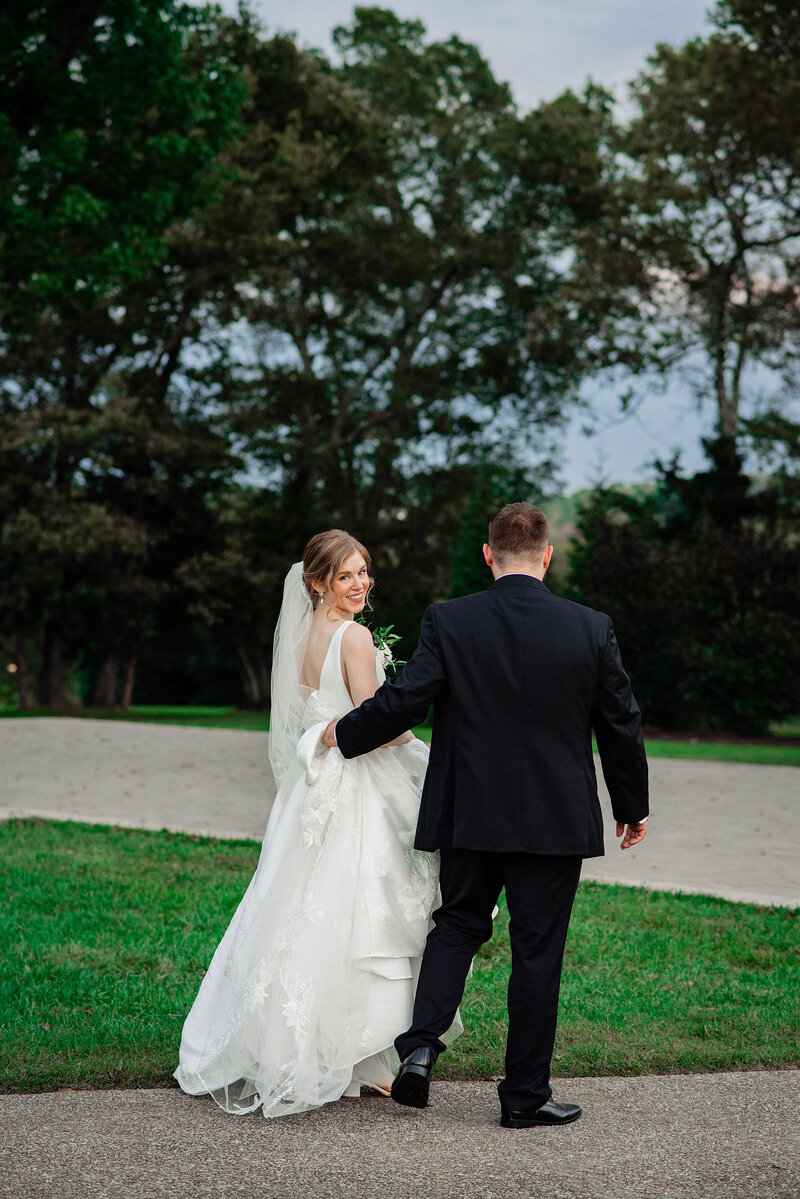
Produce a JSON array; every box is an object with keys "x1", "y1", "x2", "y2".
[
  {"x1": 741, "y1": 409, "x2": 800, "y2": 534},
  {"x1": 214, "y1": 9, "x2": 592, "y2": 544},
  {"x1": 4, "y1": 6, "x2": 694, "y2": 708},
  {"x1": 175, "y1": 486, "x2": 288, "y2": 709},
  {"x1": 0, "y1": 0, "x2": 243, "y2": 331},
  {"x1": 527, "y1": 1, "x2": 800, "y2": 469},
  {"x1": 0, "y1": 1, "x2": 245, "y2": 707},
  {"x1": 568, "y1": 462, "x2": 800, "y2": 735},
  {"x1": 172, "y1": 6, "x2": 625, "y2": 670},
  {"x1": 628, "y1": 28, "x2": 800, "y2": 445},
  {"x1": 522, "y1": 85, "x2": 656, "y2": 387}
]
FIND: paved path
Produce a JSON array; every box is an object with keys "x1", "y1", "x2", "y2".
[
  {"x1": 1, "y1": 718, "x2": 798, "y2": 906},
  {"x1": 1, "y1": 1073, "x2": 798, "y2": 1198},
  {"x1": 0, "y1": 719, "x2": 269, "y2": 839}
]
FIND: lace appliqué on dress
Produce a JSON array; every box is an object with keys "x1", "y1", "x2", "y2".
[
  {"x1": 398, "y1": 848, "x2": 440, "y2": 922},
  {"x1": 280, "y1": 968, "x2": 314, "y2": 1044},
  {"x1": 299, "y1": 753, "x2": 356, "y2": 849}
]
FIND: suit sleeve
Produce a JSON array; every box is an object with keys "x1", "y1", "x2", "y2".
[
  {"x1": 592, "y1": 618, "x2": 649, "y2": 824},
  {"x1": 335, "y1": 604, "x2": 447, "y2": 759}
]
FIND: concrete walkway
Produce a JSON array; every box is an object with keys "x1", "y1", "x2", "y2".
[
  {"x1": 1, "y1": 718, "x2": 798, "y2": 906},
  {"x1": 2, "y1": 717, "x2": 799, "y2": 1198},
  {"x1": 2, "y1": 1073, "x2": 798, "y2": 1198}
]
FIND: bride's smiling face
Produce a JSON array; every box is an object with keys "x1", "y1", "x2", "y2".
[{"x1": 321, "y1": 551, "x2": 370, "y2": 618}]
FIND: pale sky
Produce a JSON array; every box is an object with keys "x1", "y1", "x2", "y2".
[
  {"x1": 220, "y1": 1, "x2": 723, "y2": 490},
  {"x1": 257, "y1": 0, "x2": 714, "y2": 109}
]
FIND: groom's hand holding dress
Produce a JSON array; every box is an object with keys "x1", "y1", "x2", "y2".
[{"x1": 323, "y1": 720, "x2": 339, "y2": 749}]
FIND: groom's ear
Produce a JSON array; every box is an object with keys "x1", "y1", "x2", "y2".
[{"x1": 482, "y1": 543, "x2": 494, "y2": 568}]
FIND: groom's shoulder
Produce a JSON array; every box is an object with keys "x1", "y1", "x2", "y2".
[
  {"x1": 425, "y1": 587, "x2": 497, "y2": 627},
  {"x1": 548, "y1": 592, "x2": 611, "y2": 632},
  {"x1": 428, "y1": 589, "x2": 611, "y2": 631},
  {"x1": 429, "y1": 588, "x2": 492, "y2": 613}
]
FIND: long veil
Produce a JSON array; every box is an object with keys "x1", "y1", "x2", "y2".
[{"x1": 268, "y1": 561, "x2": 313, "y2": 793}]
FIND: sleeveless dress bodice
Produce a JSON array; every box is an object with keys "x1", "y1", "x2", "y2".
[{"x1": 318, "y1": 619, "x2": 381, "y2": 711}]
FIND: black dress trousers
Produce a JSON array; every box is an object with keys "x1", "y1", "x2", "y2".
[{"x1": 395, "y1": 848, "x2": 582, "y2": 1111}]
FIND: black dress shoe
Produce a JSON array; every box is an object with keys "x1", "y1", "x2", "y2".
[
  {"x1": 500, "y1": 1098, "x2": 582, "y2": 1128},
  {"x1": 390, "y1": 1047, "x2": 435, "y2": 1109}
]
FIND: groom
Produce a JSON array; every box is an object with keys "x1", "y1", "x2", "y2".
[{"x1": 323, "y1": 503, "x2": 648, "y2": 1127}]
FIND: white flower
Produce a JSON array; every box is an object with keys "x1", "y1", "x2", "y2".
[{"x1": 376, "y1": 645, "x2": 393, "y2": 668}]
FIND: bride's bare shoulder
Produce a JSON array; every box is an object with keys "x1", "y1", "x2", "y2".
[{"x1": 341, "y1": 620, "x2": 373, "y2": 651}]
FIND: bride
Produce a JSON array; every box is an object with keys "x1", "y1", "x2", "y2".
[{"x1": 174, "y1": 529, "x2": 456, "y2": 1117}]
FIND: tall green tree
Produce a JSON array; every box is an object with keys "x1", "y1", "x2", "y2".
[
  {"x1": 88, "y1": 24, "x2": 380, "y2": 705},
  {"x1": 567, "y1": 468, "x2": 800, "y2": 736},
  {"x1": 529, "y1": 0, "x2": 800, "y2": 466},
  {"x1": 177, "y1": 7, "x2": 620, "y2": 669},
  {"x1": 0, "y1": 1, "x2": 245, "y2": 707},
  {"x1": 629, "y1": 25, "x2": 800, "y2": 445},
  {"x1": 0, "y1": 0, "x2": 243, "y2": 329},
  {"x1": 216, "y1": 8, "x2": 590, "y2": 542}
]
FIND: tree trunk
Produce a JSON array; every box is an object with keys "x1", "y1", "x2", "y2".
[
  {"x1": 120, "y1": 653, "x2": 137, "y2": 711},
  {"x1": 92, "y1": 653, "x2": 120, "y2": 708},
  {"x1": 39, "y1": 624, "x2": 70, "y2": 710},
  {"x1": 233, "y1": 641, "x2": 268, "y2": 709},
  {"x1": 718, "y1": 392, "x2": 738, "y2": 443},
  {"x1": 704, "y1": 434, "x2": 749, "y2": 528},
  {"x1": 14, "y1": 635, "x2": 35, "y2": 709},
  {"x1": 254, "y1": 644, "x2": 271, "y2": 710}
]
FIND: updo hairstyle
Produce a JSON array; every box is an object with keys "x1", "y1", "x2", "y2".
[{"x1": 302, "y1": 529, "x2": 374, "y2": 612}]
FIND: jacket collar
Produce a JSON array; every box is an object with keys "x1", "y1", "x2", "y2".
[{"x1": 490, "y1": 573, "x2": 549, "y2": 593}]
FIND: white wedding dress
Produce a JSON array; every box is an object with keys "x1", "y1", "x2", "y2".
[{"x1": 174, "y1": 602, "x2": 453, "y2": 1118}]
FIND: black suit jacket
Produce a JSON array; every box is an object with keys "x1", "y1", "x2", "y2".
[{"x1": 335, "y1": 575, "x2": 649, "y2": 857}]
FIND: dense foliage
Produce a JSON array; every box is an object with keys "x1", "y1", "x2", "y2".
[
  {"x1": 0, "y1": 4, "x2": 606, "y2": 707},
  {"x1": 1, "y1": 1, "x2": 799, "y2": 728},
  {"x1": 568, "y1": 443, "x2": 800, "y2": 735},
  {"x1": 0, "y1": 0, "x2": 245, "y2": 706}
]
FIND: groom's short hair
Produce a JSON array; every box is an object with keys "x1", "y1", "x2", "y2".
[{"x1": 488, "y1": 503, "x2": 550, "y2": 562}]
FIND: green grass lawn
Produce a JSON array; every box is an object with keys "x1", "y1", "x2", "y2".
[
  {"x1": 2, "y1": 818, "x2": 798, "y2": 1094},
  {"x1": 2, "y1": 704, "x2": 272, "y2": 732},
  {"x1": 4, "y1": 705, "x2": 800, "y2": 765},
  {"x1": 635, "y1": 739, "x2": 800, "y2": 767}
]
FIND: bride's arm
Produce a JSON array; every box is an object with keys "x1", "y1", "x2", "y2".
[
  {"x1": 334, "y1": 604, "x2": 444, "y2": 758},
  {"x1": 341, "y1": 624, "x2": 412, "y2": 744}
]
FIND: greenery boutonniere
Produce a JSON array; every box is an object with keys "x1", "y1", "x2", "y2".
[{"x1": 356, "y1": 617, "x2": 406, "y2": 675}]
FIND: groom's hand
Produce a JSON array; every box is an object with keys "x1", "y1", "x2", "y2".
[
  {"x1": 323, "y1": 719, "x2": 339, "y2": 749},
  {"x1": 616, "y1": 820, "x2": 647, "y2": 850}
]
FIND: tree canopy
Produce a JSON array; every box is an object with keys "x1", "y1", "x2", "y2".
[{"x1": 1, "y1": 0, "x2": 798, "y2": 732}]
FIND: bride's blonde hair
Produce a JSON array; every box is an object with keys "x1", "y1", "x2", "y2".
[{"x1": 302, "y1": 529, "x2": 374, "y2": 611}]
